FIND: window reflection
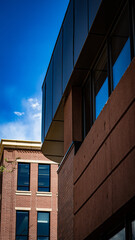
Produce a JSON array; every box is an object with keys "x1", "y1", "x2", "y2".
[
  {"x1": 83, "y1": 77, "x2": 91, "y2": 138},
  {"x1": 16, "y1": 211, "x2": 29, "y2": 240},
  {"x1": 17, "y1": 163, "x2": 30, "y2": 191},
  {"x1": 109, "y1": 228, "x2": 125, "y2": 240},
  {"x1": 94, "y1": 47, "x2": 108, "y2": 119},
  {"x1": 111, "y1": 3, "x2": 130, "y2": 90},
  {"x1": 132, "y1": 220, "x2": 135, "y2": 240},
  {"x1": 37, "y1": 212, "x2": 50, "y2": 240},
  {"x1": 38, "y1": 164, "x2": 50, "y2": 192}
]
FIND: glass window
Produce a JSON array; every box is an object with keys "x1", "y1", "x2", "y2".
[
  {"x1": 38, "y1": 164, "x2": 50, "y2": 192},
  {"x1": 83, "y1": 77, "x2": 91, "y2": 138},
  {"x1": 94, "y1": 47, "x2": 108, "y2": 119},
  {"x1": 111, "y1": 3, "x2": 131, "y2": 90},
  {"x1": 17, "y1": 163, "x2": 30, "y2": 191},
  {"x1": 16, "y1": 211, "x2": 29, "y2": 240},
  {"x1": 37, "y1": 212, "x2": 50, "y2": 240},
  {"x1": 132, "y1": 220, "x2": 135, "y2": 240},
  {"x1": 109, "y1": 228, "x2": 125, "y2": 240}
]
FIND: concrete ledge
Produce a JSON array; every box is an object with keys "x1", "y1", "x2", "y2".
[
  {"x1": 36, "y1": 208, "x2": 52, "y2": 211},
  {"x1": 15, "y1": 207, "x2": 31, "y2": 211},
  {"x1": 16, "y1": 190, "x2": 31, "y2": 196},
  {"x1": 36, "y1": 192, "x2": 52, "y2": 197}
]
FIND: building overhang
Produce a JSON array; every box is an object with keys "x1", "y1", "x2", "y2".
[{"x1": 41, "y1": 0, "x2": 127, "y2": 163}]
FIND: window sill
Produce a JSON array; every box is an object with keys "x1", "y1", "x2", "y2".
[
  {"x1": 16, "y1": 190, "x2": 31, "y2": 196},
  {"x1": 36, "y1": 191, "x2": 52, "y2": 197}
]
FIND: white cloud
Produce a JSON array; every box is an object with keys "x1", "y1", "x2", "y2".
[
  {"x1": 0, "y1": 97, "x2": 41, "y2": 141},
  {"x1": 28, "y1": 98, "x2": 41, "y2": 110},
  {"x1": 14, "y1": 111, "x2": 24, "y2": 116}
]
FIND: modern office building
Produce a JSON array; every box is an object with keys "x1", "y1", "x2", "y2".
[
  {"x1": 41, "y1": 0, "x2": 135, "y2": 239},
  {"x1": 0, "y1": 139, "x2": 58, "y2": 240}
]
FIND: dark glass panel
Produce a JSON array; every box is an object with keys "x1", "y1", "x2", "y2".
[
  {"x1": 111, "y1": 4, "x2": 130, "y2": 90},
  {"x1": 45, "y1": 61, "x2": 53, "y2": 136},
  {"x1": 53, "y1": 31, "x2": 63, "y2": 117},
  {"x1": 63, "y1": 0, "x2": 73, "y2": 90},
  {"x1": 109, "y1": 228, "x2": 125, "y2": 240},
  {"x1": 83, "y1": 77, "x2": 91, "y2": 138},
  {"x1": 17, "y1": 163, "x2": 30, "y2": 191},
  {"x1": 16, "y1": 236, "x2": 27, "y2": 240},
  {"x1": 94, "y1": 47, "x2": 108, "y2": 119},
  {"x1": 74, "y1": 0, "x2": 88, "y2": 64},
  {"x1": 38, "y1": 165, "x2": 50, "y2": 192},
  {"x1": 16, "y1": 211, "x2": 29, "y2": 237},
  {"x1": 37, "y1": 238, "x2": 49, "y2": 240},
  {"x1": 41, "y1": 84, "x2": 46, "y2": 143},
  {"x1": 132, "y1": 220, "x2": 135, "y2": 239},
  {"x1": 37, "y1": 212, "x2": 50, "y2": 238},
  {"x1": 88, "y1": 0, "x2": 101, "y2": 30}
]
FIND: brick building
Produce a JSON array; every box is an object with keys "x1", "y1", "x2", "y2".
[
  {"x1": 41, "y1": 0, "x2": 135, "y2": 239},
  {"x1": 0, "y1": 139, "x2": 58, "y2": 240}
]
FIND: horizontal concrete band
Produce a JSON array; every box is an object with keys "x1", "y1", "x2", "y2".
[
  {"x1": 15, "y1": 207, "x2": 31, "y2": 211},
  {"x1": 36, "y1": 192, "x2": 52, "y2": 197},
  {"x1": 16, "y1": 191, "x2": 31, "y2": 196},
  {"x1": 17, "y1": 159, "x2": 57, "y2": 165},
  {"x1": 36, "y1": 208, "x2": 52, "y2": 211}
]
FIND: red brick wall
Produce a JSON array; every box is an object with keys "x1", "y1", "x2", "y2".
[
  {"x1": 58, "y1": 147, "x2": 74, "y2": 240},
  {"x1": 0, "y1": 148, "x2": 58, "y2": 240},
  {"x1": 73, "y1": 58, "x2": 135, "y2": 239}
]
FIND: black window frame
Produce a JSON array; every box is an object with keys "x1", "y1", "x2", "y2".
[
  {"x1": 38, "y1": 164, "x2": 50, "y2": 192},
  {"x1": 16, "y1": 210, "x2": 29, "y2": 240},
  {"x1": 82, "y1": 0, "x2": 135, "y2": 140},
  {"x1": 37, "y1": 211, "x2": 50, "y2": 240},
  {"x1": 17, "y1": 163, "x2": 30, "y2": 191}
]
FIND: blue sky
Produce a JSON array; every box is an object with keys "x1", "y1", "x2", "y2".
[{"x1": 0, "y1": 0, "x2": 69, "y2": 141}]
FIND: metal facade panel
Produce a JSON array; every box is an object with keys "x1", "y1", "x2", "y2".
[
  {"x1": 63, "y1": 0, "x2": 74, "y2": 91},
  {"x1": 74, "y1": 0, "x2": 88, "y2": 65},
  {"x1": 53, "y1": 31, "x2": 63, "y2": 117}
]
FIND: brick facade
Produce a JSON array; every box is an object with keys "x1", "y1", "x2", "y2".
[{"x1": 0, "y1": 140, "x2": 58, "y2": 240}]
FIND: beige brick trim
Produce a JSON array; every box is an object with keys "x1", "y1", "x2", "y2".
[
  {"x1": 16, "y1": 190, "x2": 31, "y2": 196},
  {"x1": 15, "y1": 207, "x2": 31, "y2": 211},
  {"x1": 17, "y1": 159, "x2": 58, "y2": 165},
  {"x1": 36, "y1": 208, "x2": 52, "y2": 212},
  {"x1": 36, "y1": 192, "x2": 52, "y2": 197}
]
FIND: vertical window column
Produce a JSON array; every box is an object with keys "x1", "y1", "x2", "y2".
[
  {"x1": 16, "y1": 211, "x2": 29, "y2": 240},
  {"x1": 38, "y1": 164, "x2": 50, "y2": 192},
  {"x1": 93, "y1": 47, "x2": 109, "y2": 120},
  {"x1": 37, "y1": 212, "x2": 50, "y2": 240},
  {"x1": 17, "y1": 163, "x2": 30, "y2": 191},
  {"x1": 111, "y1": 3, "x2": 131, "y2": 90}
]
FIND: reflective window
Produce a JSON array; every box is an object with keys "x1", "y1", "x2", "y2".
[
  {"x1": 63, "y1": 0, "x2": 74, "y2": 90},
  {"x1": 109, "y1": 228, "x2": 125, "y2": 240},
  {"x1": 53, "y1": 31, "x2": 63, "y2": 117},
  {"x1": 16, "y1": 211, "x2": 29, "y2": 240},
  {"x1": 132, "y1": 220, "x2": 135, "y2": 240},
  {"x1": 45, "y1": 61, "x2": 53, "y2": 137},
  {"x1": 89, "y1": 0, "x2": 101, "y2": 30},
  {"x1": 74, "y1": 0, "x2": 88, "y2": 64},
  {"x1": 37, "y1": 212, "x2": 50, "y2": 240},
  {"x1": 94, "y1": 48, "x2": 108, "y2": 119},
  {"x1": 83, "y1": 77, "x2": 91, "y2": 138},
  {"x1": 17, "y1": 163, "x2": 30, "y2": 191},
  {"x1": 111, "y1": 3, "x2": 130, "y2": 90},
  {"x1": 38, "y1": 164, "x2": 50, "y2": 192}
]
